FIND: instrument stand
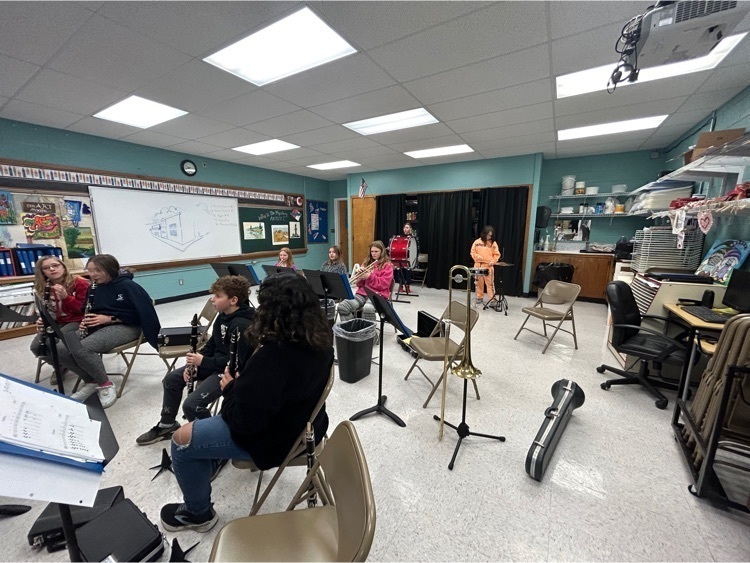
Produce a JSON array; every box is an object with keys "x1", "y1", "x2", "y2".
[
  {"x1": 350, "y1": 290, "x2": 411, "y2": 428},
  {"x1": 392, "y1": 261, "x2": 416, "y2": 303},
  {"x1": 433, "y1": 378, "x2": 505, "y2": 470},
  {"x1": 483, "y1": 263, "x2": 513, "y2": 315},
  {"x1": 24, "y1": 299, "x2": 67, "y2": 394}
]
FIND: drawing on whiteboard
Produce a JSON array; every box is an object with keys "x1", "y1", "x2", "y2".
[{"x1": 148, "y1": 206, "x2": 206, "y2": 251}]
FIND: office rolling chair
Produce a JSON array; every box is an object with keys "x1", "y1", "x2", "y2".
[
  {"x1": 210, "y1": 420, "x2": 376, "y2": 562},
  {"x1": 598, "y1": 281, "x2": 690, "y2": 409}
]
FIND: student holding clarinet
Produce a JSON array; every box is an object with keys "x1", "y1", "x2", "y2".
[{"x1": 136, "y1": 275, "x2": 254, "y2": 445}]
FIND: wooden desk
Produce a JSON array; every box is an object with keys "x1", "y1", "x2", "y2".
[{"x1": 664, "y1": 303, "x2": 724, "y2": 403}]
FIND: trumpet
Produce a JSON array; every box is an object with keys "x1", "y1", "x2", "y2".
[{"x1": 349, "y1": 261, "x2": 377, "y2": 285}]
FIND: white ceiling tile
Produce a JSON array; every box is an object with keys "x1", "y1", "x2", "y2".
[
  {"x1": 150, "y1": 114, "x2": 233, "y2": 140},
  {"x1": 554, "y1": 98, "x2": 685, "y2": 130},
  {"x1": 338, "y1": 145, "x2": 399, "y2": 159},
  {"x1": 249, "y1": 110, "x2": 335, "y2": 138},
  {"x1": 306, "y1": 136, "x2": 381, "y2": 155},
  {"x1": 368, "y1": 2, "x2": 548, "y2": 81},
  {"x1": 134, "y1": 60, "x2": 255, "y2": 113},
  {"x1": 555, "y1": 140, "x2": 645, "y2": 158},
  {"x1": 472, "y1": 132, "x2": 556, "y2": 152},
  {"x1": 429, "y1": 79, "x2": 553, "y2": 122},
  {"x1": 167, "y1": 140, "x2": 223, "y2": 156},
  {"x1": 284, "y1": 125, "x2": 359, "y2": 147},
  {"x1": 550, "y1": 22, "x2": 628, "y2": 77},
  {"x1": 479, "y1": 143, "x2": 556, "y2": 159},
  {"x1": 309, "y1": 85, "x2": 421, "y2": 123},
  {"x1": 96, "y1": 2, "x2": 292, "y2": 57},
  {"x1": 0, "y1": 54, "x2": 39, "y2": 98},
  {"x1": 675, "y1": 88, "x2": 745, "y2": 114},
  {"x1": 461, "y1": 119, "x2": 555, "y2": 143},
  {"x1": 47, "y1": 15, "x2": 191, "y2": 91},
  {"x1": 121, "y1": 130, "x2": 186, "y2": 149},
  {"x1": 197, "y1": 128, "x2": 266, "y2": 149},
  {"x1": 266, "y1": 54, "x2": 395, "y2": 108},
  {"x1": 0, "y1": 2, "x2": 90, "y2": 65},
  {"x1": 407, "y1": 152, "x2": 483, "y2": 167},
  {"x1": 549, "y1": 2, "x2": 644, "y2": 40},
  {"x1": 404, "y1": 44, "x2": 550, "y2": 105},
  {"x1": 206, "y1": 148, "x2": 254, "y2": 162},
  {"x1": 388, "y1": 134, "x2": 470, "y2": 153},
  {"x1": 198, "y1": 90, "x2": 301, "y2": 127},
  {"x1": 661, "y1": 110, "x2": 716, "y2": 128},
  {"x1": 448, "y1": 103, "x2": 553, "y2": 134},
  {"x1": 557, "y1": 130, "x2": 654, "y2": 149},
  {"x1": 0, "y1": 99, "x2": 84, "y2": 129},
  {"x1": 312, "y1": 1, "x2": 487, "y2": 50},
  {"x1": 67, "y1": 116, "x2": 140, "y2": 139},
  {"x1": 367, "y1": 123, "x2": 456, "y2": 145},
  {"x1": 696, "y1": 62, "x2": 750, "y2": 93},
  {"x1": 15, "y1": 68, "x2": 125, "y2": 115}
]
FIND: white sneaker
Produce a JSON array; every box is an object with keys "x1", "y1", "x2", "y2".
[
  {"x1": 70, "y1": 382, "x2": 97, "y2": 402},
  {"x1": 97, "y1": 383, "x2": 117, "y2": 409}
]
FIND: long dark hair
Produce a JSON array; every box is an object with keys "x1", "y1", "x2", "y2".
[
  {"x1": 480, "y1": 225, "x2": 495, "y2": 244},
  {"x1": 248, "y1": 274, "x2": 332, "y2": 350}
]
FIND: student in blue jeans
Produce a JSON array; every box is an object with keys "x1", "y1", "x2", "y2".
[{"x1": 160, "y1": 273, "x2": 333, "y2": 532}]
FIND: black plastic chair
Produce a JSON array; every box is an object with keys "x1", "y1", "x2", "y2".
[{"x1": 598, "y1": 281, "x2": 690, "y2": 409}]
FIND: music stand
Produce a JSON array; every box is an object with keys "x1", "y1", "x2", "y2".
[
  {"x1": 350, "y1": 289, "x2": 411, "y2": 428},
  {"x1": 261, "y1": 264, "x2": 297, "y2": 277},
  {"x1": 484, "y1": 262, "x2": 513, "y2": 315},
  {"x1": 210, "y1": 263, "x2": 231, "y2": 277},
  {"x1": 34, "y1": 298, "x2": 77, "y2": 395},
  {"x1": 225, "y1": 263, "x2": 261, "y2": 286}
]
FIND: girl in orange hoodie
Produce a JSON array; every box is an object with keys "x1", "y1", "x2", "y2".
[{"x1": 470, "y1": 225, "x2": 500, "y2": 303}]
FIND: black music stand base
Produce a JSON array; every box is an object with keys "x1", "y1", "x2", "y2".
[
  {"x1": 484, "y1": 293, "x2": 509, "y2": 314},
  {"x1": 434, "y1": 379, "x2": 505, "y2": 470},
  {"x1": 349, "y1": 301, "x2": 406, "y2": 428}
]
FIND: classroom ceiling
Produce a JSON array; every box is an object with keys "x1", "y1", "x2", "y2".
[{"x1": 1, "y1": 1, "x2": 749, "y2": 181}]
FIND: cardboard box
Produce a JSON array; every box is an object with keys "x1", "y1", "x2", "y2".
[{"x1": 683, "y1": 128, "x2": 745, "y2": 165}]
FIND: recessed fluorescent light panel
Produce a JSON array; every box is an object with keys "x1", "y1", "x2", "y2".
[
  {"x1": 94, "y1": 95, "x2": 187, "y2": 128},
  {"x1": 233, "y1": 139, "x2": 300, "y2": 156},
  {"x1": 556, "y1": 33, "x2": 747, "y2": 98},
  {"x1": 344, "y1": 108, "x2": 439, "y2": 135},
  {"x1": 558, "y1": 115, "x2": 668, "y2": 141},
  {"x1": 404, "y1": 144, "x2": 474, "y2": 159},
  {"x1": 204, "y1": 7, "x2": 356, "y2": 86},
  {"x1": 307, "y1": 160, "x2": 361, "y2": 170}
]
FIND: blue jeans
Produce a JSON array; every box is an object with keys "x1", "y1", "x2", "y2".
[{"x1": 171, "y1": 415, "x2": 252, "y2": 515}]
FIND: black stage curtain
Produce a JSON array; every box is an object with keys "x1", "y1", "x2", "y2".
[
  {"x1": 418, "y1": 191, "x2": 474, "y2": 290},
  {"x1": 478, "y1": 186, "x2": 529, "y2": 296},
  {"x1": 374, "y1": 194, "x2": 406, "y2": 249}
]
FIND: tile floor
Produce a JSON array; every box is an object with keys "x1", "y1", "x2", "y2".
[{"x1": 1, "y1": 287, "x2": 749, "y2": 561}]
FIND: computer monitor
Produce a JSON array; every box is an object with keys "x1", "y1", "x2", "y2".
[{"x1": 722, "y1": 269, "x2": 750, "y2": 313}]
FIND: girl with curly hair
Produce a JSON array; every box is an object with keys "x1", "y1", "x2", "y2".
[{"x1": 160, "y1": 273, "x2": 333, "y2": 533}]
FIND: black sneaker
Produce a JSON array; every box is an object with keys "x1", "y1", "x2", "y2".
[
  {"x1": 211, "y1": 459, "x2": 228, "y2": 482},
  {"x1": 160, "y1": 503, "x2": 218, "y2": 533},
  {"x1": 136, "y1": 422, "x2": 180, "y2": 446}
]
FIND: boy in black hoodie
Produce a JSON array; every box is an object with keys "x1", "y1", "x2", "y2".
[{"x1": 137, "y1": 275, "x2": 254, "y2": 445}]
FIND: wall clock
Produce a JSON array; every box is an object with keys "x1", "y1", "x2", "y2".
[{"x1": 181, "y1": 160, "x2": 197, "y2": 176}]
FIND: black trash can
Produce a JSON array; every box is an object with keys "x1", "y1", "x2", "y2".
[
  {"x1": 534, "y1": 262, "x2": 574, "y2": 288},
  {"x1": 333, "y1": 319, "x2": 376, "y2": 383}
]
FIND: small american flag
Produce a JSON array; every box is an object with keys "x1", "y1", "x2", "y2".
[{"x1": 358, "y1": 177, "x2": 368, "y2": 199}]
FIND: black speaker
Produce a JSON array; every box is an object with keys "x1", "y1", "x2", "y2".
[
  {"x1": 535, "y1": 206, "x2": 552, "y2": 229},
  {"x1": 701, "y1": 290, "x2": 715, "y2": 309}
]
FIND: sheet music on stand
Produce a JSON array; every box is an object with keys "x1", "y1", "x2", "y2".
[{"x1": 0, "y1": 374, "x2": 104, "y2": 506}]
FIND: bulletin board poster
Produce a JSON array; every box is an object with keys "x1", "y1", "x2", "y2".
[{"x1": 306, "y1": 200, "x2": 328, "y2": 244}]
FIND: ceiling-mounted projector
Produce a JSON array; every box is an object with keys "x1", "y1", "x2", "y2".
[
  {"x1": 608, "y1": 1, "x2": 750, "y2": 89},
  {"x1": 637, "y1": 1, "x2": 750, "y2": 68}
]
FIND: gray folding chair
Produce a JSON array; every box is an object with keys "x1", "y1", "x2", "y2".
[{"x1": 514, "y1": 280, "x2": 581, "y2": 354}]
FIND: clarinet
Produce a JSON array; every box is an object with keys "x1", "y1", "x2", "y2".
[
  {"x1": 185, "y1": 314, "x2": 199, "y2": 394},
  {"x1": 226, "y1": 327, "x2": 240, "y2": 378},
  {"x1": 79, "y1": 281, "x2": 97, "y2": 338},
  {"x1": 37, "y1": 280, "x2": 52, "y2": 356},
  {"x1": 304, "y1": 423, "x2": 318, "y2": 508}
]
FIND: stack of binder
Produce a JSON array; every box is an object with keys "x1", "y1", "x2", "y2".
[
  {"x1": 10, "y1": 245, "x2": 63, "y2": 276},
  {"x1": 0, "y1": 247, "x2": 16, "y2": 277}
]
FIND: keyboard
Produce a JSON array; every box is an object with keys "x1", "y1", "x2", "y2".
[{"x1": 681, "y1": 305, "x2": 732, "y2": 325}]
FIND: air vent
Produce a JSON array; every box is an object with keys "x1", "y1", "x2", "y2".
[{"x1": 675, "y1": 1, "x2": 738, "y2": 23}]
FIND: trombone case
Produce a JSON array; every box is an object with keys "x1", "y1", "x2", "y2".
[
  {"x1": 526, "y1": 379, "x2": 585, "y2": 481},
  {"x1": 157, "y1": 325, "x2": 207, "y2": 348}
]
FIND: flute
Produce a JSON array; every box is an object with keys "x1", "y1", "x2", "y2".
[
  {"x1": 79, "y1": 281, "x2": 97, "y2": 338},
  {"x1": 38, "y1": 280, "x2": 52, "y2": 356},
  {"x1": 185, "y1": 314, "x2": 199, "y2": 394}
]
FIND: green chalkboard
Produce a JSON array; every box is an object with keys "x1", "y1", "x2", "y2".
[{"x1": 238, "y1": 206, "x2": 305, "y2": 253}]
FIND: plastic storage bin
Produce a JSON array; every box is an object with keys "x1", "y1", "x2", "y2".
[{"x1": 333, "y1": 319, "x2": 376, "y2": 383}]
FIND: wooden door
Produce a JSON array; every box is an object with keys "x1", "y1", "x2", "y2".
[
  {"x1": 337, "y1": 199, "x2": 349, "y2": 270},
  {"x1": 351, "y1": 196, "x2": 376, "y2": 266}
]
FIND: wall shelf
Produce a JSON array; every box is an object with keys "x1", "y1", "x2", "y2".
[{"x1": 549, "y1": 192, "x2": 630, "y2": 200}]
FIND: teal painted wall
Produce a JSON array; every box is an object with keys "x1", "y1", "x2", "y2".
[
  {"x1": 0, "y1": 117, "x2": 334, "y2": 298},
  {"x1": 539, "y1": 151, "x2": 667, "y2": 245}
]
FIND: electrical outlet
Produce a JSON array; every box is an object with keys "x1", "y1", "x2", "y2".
[{"x1": 178, "y1": 279, "x2": 184, "y2": 285}]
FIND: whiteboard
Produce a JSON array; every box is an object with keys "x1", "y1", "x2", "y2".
[{"x1": 89, "y1": 186, "x2": 241, "y2": 266}]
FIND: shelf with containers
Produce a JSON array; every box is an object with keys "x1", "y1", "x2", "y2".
[{"x1": 548, "y1": 192, "x2": 634, "y2": 220}]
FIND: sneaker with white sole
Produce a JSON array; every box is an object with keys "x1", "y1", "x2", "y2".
[
  {"x1": 136, "y1": 422, "x2": 180, "y2": 446},
  {"x1": 97, "y1": 383, "x2": 117, "y2": 409},
  {"x1": 70, "y1": 382, "x2": 97, "y2": 402},
  {"x1": 160, "y1": 503, "x2": 218, "y2": 533}
]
